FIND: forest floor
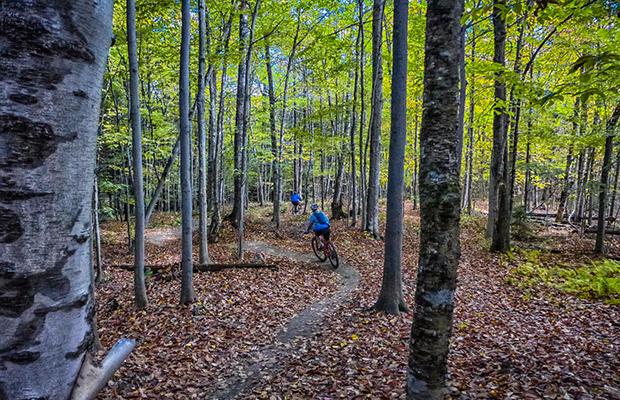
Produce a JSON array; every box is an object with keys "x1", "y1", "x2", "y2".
[{"x1": 96, "y1": 204, "x2": 619, "y2": 399}]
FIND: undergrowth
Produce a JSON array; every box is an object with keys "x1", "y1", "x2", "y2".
[{"x1": 506, "y1": 249, "x2": 620, "y2": 305}]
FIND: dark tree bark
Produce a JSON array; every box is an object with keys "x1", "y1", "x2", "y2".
[
  {"x1": 127, "y1": 0, "x2": 148, "y2": 308},
  {"x1": 179, "y1": 0, "x2": 195, "y2": 304},
  {"x1": 229, "y1": 0, "x2": 250, "y2": 227},
  {"x1": 365, "y1": 0, "x2": 386, "y2": 238},
  {"x1": 373, "y1": 0, "x2": 409, "y2": 315},
  {"x1": 556, "y1": 145, "x2": 574, "y2": 222},
  {"x1": 197, "y1": 0, "x2": 210, "y2": 265},
  {"x1": 595, "y1": 104, "x2": 620, "y2": 254},
  {"x1": 93, "y1": 175, "x2": 104, "y2": 283},
  {"x1": 407, "y1": 0, "x2": 464, "y2": 397},
  {"x1": 608, "y1": 147, "x2": 620, "y2": 219},
  {"x1": 489, "y1": 0, "x2": 510, "y2": 252},
  {"x1": 0, "y1": 1, "x2": 123, "y2": 398}
]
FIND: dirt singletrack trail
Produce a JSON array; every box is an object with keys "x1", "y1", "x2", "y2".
[
  {"x1": 209, "y1": 241, "x2": 359, "y2": 399},
  {"x1": 144, "y1": 226, "x2": 360, "y2": 398}
]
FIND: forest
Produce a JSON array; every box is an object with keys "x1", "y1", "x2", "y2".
[{"x1": 1, "y1": 0, "x2": 619, "y2": 399}]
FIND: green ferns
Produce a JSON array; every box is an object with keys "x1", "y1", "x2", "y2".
[{"x1": 507, "y1": 252, "x2": 620, "y2": 305}]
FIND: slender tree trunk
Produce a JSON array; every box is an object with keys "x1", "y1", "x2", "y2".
[
  {"x1": 374, "y1": 0, "x2": 409, "y2": 315},
  {"x1": 265, "y1": 44, "x2": 280, "y2": 228},
  {"x1": 210, "y1": 12, "x2": 234, "y2": 240},
  {"x1": 358, "y1": 0, "x2": 367, "y2": 227},
  {"x1": 524, "y1": 139, "x2": 532, "y2": 212},
  {"x1": 586, "y1": 147, "x2": 596, "y2": 226},
  {"x1": 608, "y1": 147, "x2": 620, "y2": 219},
  {"x1": 489, "y1": 0, "x2": 510, "y2": 252},
  {"x1": 0, "y1": 1, "x2": 119, "y2": 398},
  {"x1": 127, "y1": 0, "x2": 148, "y2": 309},
  {"x1": 456, "y1": 27, "x2": 466, "y2": 170},
  {"x1": 179, "y1": 0, "x2": 195, "y2": 304},
  {"x1": 366, "y1": 0, "x2": 386, "y2": 238},
  {"x1": 93, "y1": 176, "x2": 104, "y2": 283},
  {"x1": 197, "y1": 0, "x2": 210, "y2": 265},
  {"x1": 236, "y1": 0, "x2": 259, "y2": 260},
  {"x1": 595, "y1": 104, "x2": 620, "y2": 253},
  {"x1": 229, "y1": 0, "x2": 250, "y2": 228},
  {"x1": 407, "y1": 0, "x2": 464, "y2": 396},
  {"x1": 462, "y1": 25, "x2": 476, "y2": 213},
  {"x1": 556, "y1": 144, "x2": 574, "y2": 222},
  {"x1": 145, "y1": 136, "x2": 179, "y2": 225}
]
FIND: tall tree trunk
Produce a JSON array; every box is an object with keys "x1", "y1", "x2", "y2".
[
  {"x1": 229, "y1": 0, "x2": 250, "y2": 227},
  {"x1": 265, "y1": 44, "x2": 280, "y2": 228},
  {"x1": 595, "y1": 104, "x2": 620, "y2": 253},
  {"x1": 462, "y1": 24, "x2": 476, "y2": 214},
  {"x1": 506, "y1": 9, "x2": 527, "y2": 218},
  {"x1": 93, "y1": 175, "x2": 104, "y2": 283},
  {"x1": 608, "y1": 147, "x2": 620, "y2": 219},
  {"x1": 456, "y1": 27, "x2": 466, "y2": 170},
  {"x1": 373, "y1": 0, "x2": 409, "y2": 315},
  {"x1": 358, "y1": 0, "x2": 367, "y2": 228},
  {"x1": 210, "y1": 12, "x2": 235, "y2": 240},
  {"x1": 349, "y1": 19, "x2": 361, "y2": 226},
  {"x1": 197, "y1": 0, "x2": 210, "y2": 265},
  {"x1": 127, "y1": 0, "x2": 148, "y2": 308},
  {"x1": 366, "y1": 0, "x2": 386, "y2": 238},
  {"x1": 179, "y1": 0, "x2": 195, "y2": 304},
  {"x1": 556, "y1": 146, "x2": 574, "y2": 222},
  {"x1": 489, "y1": 0, "x2": 509, "y2": 252},
  {"x1": 407, "y1": 0, "x2": 464, "y2": 396},
  {"x1": 0, "y1": 1, "x2": 122, "y2": 398},
  {"x1": 237, "y1": 0, "x2": 260, "y2": 259}
]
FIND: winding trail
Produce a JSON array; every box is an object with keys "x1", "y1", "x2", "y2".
[
  {"x1": 209, "y1": 241, "x2": 360, "y2": 399},
  {"x1": 145, "y1": 228, "x2": 360, "y2": 398}
]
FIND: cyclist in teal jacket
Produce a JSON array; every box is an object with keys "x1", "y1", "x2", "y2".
[{"x1": 304, "y1": 203, "x2": 331, "y2": 243}]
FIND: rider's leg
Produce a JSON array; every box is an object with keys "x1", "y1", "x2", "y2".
[{"x1": 314, "y1": 230, "x2": 324, "y2": 249}]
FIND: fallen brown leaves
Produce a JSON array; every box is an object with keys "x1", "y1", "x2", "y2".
[{"x1": 95, "y1": 206, "x2": 619, "y2": 399}]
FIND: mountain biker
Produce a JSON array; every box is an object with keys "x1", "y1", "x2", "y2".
[
  {"x1": 304, "y1": 203, "x2": 330, "y2": 246},
  {"x1": 290, "y1": 191, "x2": 302, "y2": 214}
]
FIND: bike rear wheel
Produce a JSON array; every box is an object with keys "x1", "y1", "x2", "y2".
[
  {"x1": 312, "y1": 236, "x2": 327, "y2": 261},
  {"x1": 326, "y1": 242, "x2": 339, "y2": 268}
]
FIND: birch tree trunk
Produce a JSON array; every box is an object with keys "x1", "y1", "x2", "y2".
[
  {"x1": 407, "y1": 0, "x2": 464, "y2": 396},
  {"x1": 0, "y1": 1, "x2": 114, "y2": 398},
  {"x1": 179, "y1": 0, "x2": 195, "y2": 304},
  {"x1": 373, "y1": 0, "x2": 409, "y2": 315}
]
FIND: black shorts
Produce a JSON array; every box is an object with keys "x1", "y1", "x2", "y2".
[
  {"x1": 292, "y1": 201, "x2": 300, "y2": 206},
  {"x1": 314, "y1": 228, "x2": 330, "y2": 241}
]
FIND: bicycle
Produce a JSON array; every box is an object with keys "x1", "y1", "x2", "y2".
[{"x1": 311, "y1": 234, "x2": 339, "y2": 269}]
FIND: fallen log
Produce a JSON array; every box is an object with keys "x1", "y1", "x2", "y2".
[
  {"x1": 583, "y1": 228, "x2": 620, "y2": 235},
  {"x1": 108, "y1": 263, "x2": 278, "y2": 272}
]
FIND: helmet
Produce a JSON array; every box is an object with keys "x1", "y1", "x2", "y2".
[{"x1": 310, "y1": 203, "x2": 319, "y2": 211}]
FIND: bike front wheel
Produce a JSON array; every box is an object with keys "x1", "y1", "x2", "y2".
[
  {"x1": 312, "y1": 236, "x2": 327, "y2": 262},
  {"x1": 326, "y1": 242, "x2": 339, "y2": 269}
]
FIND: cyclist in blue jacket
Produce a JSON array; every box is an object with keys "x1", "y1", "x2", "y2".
[
  {"x1": 290, "y1": 192, "x2": 302, "y2": 214},
  {"x1": 304, "y1": 203, "x2": 331, "y2": 246}
]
